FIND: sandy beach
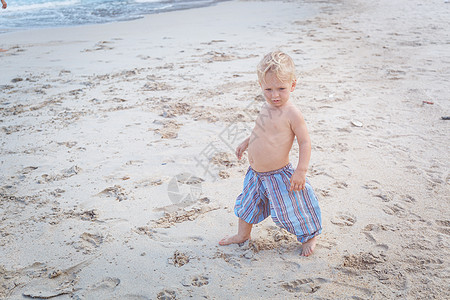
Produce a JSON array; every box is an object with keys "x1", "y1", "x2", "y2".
[{"x1": 1, "y1": 0, "x2": 449, "y2": 299}]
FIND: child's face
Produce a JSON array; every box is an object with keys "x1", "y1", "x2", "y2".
[{"x1": 260, "y1": 71, "x2": 296, "y2": 107}]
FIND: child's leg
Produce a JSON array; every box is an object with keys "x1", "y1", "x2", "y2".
[{"x1": 219, "y1": 218, "x2": 252, "y2": 246}]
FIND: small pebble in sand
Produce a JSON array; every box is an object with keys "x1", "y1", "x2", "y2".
[{"x1": 351, "y1": 120, "x2": 363, "y2": 127}]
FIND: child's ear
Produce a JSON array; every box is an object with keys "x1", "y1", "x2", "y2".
[{"x1": 291, "y1": 79, "x2": 297, "y2": 92}]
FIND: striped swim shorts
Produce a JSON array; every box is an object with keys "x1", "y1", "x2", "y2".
[{"x1": 234, "y1": 163, "x2": 322, "y2": 243}]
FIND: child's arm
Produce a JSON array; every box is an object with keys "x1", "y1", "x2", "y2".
[
  {"x1": 235, "y1": 136, "x2": 250, "y2": 160},
  {"x1": 1, "y1": 0, "x2": 6, "y2": 9},
  {"x1": 289, "y1": 109, "x2": 311, "y2": 191}
]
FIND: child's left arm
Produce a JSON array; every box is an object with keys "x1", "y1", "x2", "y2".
[{"x1": 289, "y1": 108, "x2": 311, "y2": 191}]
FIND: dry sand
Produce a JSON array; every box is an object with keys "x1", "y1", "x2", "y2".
[{"x1": 1, "y1": 0, "x2": 449, "y2": 299}]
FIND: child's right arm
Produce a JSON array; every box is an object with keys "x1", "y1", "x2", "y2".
[{"x1": 235, "y1": 137, "x2": 250, "y2": 160}]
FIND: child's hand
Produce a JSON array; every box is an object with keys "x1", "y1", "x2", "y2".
[
  {"x1": 290, "y1": 169, "x2": 306, "y2": 191},
  {"x1": 235, "y1": 139, "x2": 249, "y2": 160}
]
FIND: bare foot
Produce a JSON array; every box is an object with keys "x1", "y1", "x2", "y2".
[
  {"x1": 301, "y1": 236, "x2": 317, "y2": 256},
  {"x1": 219, "y1": 234, "x2": 250, "y2": 246},
  {"x1": 0, "y1": 48, "x2": 7, "y2": 52}
]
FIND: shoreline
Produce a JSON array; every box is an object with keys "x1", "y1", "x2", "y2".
[
  {"x1": 0, "y1": 0, "x2": 317, "y2": 83},
  {"x1": 1, "y1": 0, "x2": 449, "y2": 299},
  {"x1": 0, "y1": 0, "x2": 229, "y2": 34}
]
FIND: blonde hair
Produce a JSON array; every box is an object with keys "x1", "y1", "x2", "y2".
[{"x1": 257, "y1": 51, "x2": 296, "y2": 84}]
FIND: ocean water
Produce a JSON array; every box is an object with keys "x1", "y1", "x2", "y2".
[{"x1": 0, "y1": 0, "x2": 225, "y2": 30}]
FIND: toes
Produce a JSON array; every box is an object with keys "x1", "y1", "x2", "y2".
[
  {"x1": 218, "y1": 236, "x2": 230, "y2": 246},
  {"x1": 301, "y1": 248, "x2": 312, "y2": 256}
]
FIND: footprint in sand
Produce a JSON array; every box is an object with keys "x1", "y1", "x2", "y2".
[
  {"x1": 342, "y1": 252, "x2": 385, "y2": 270},
  {"x1": 96, "y1": 185, "x2": 129, "y2": 202},
  {"x1": 281, "y1": 278, "x2": 329, "y2": 294},
  {"x1": 333, "y1": 181, "x2": 348, "y2": 189},
  {"x1": 330, "y1": 213, "x2": 356, "y2": 227},
  {"x1": 181, "y1": 275, "x2": 209, "y2": 287},
  {"x1": 157, "y1": 289, "x2": 177, "y2": 300},
  {"x1": 22, "y1": 166, "x2": 39, "y2": 174},
  {"x1": 80, "y1": 232, "x2": 103, "y2": 248},
  {"x1": 405, "y1": 255, "x2": 444, "y2": 268},
  {"x1": 362, "y1": 231, "x2": 389, "y2": 251},
  {"x1": 316, "y1": 188, "x2": 331, "y2": 198},
  {"x1": 213, "y1": 251, "x2": 242, "y2": 268},
  {"x1": 38, "y1": 165, "x2": 81, "y2": 183},
  {"x1": 21, "y1": 258, "x2": 95, "y2": 299},
  {"x1": 191, "y1": 275, "x2": 209, "y2": 287},
  {"x1": 382, "y1": 203, "x2": 407, "y2": 218},
  {"x1": 76, "y1": 277, "x2": 121, "y2": 299},
  {"x1": 168, "y1": 251, "x2": 190, "y2": 267},
  {"x1": 316, "y1": 239, "x2": 337, "y2": 250},
  {"x1": 374, "y1": 193, "x2": 393, "y2": 202},
  {"x1": 91, "y1": 277, "x2": 120, "y2": 291},
  {"x1": 362, "y1": 180, "x2": 381, "y2": 190}
]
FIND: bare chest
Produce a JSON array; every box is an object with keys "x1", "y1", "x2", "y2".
[{"x1": 254, "y1": 109, "x2": 290, "y2": 134}]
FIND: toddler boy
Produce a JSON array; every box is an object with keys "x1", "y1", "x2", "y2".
[{"x1": 219, "y1": 51, "x2": 322, "y2": 256}]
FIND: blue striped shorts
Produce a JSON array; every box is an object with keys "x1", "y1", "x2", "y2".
[{"x1": 234, "y1": 163, "x2": 322, "y2": 243}]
